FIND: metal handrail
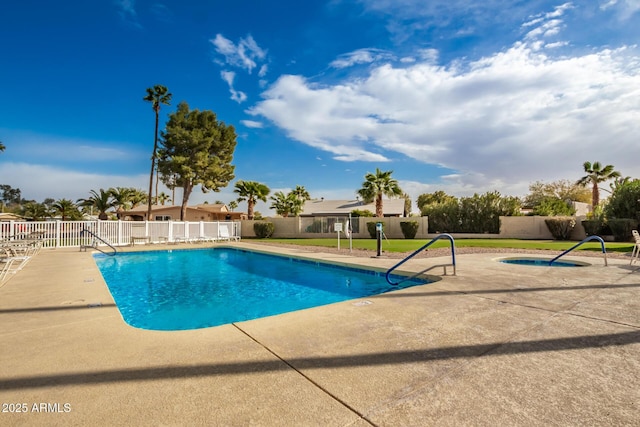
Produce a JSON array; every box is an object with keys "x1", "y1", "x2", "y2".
[
  {"x1": 386, "y1": 233, "x2": 456, "y2": 285},
  {"x1": 548, "y1": 235, "x2": 607, "y2": 266},
  {"x1": 80, "y1": 229, "x2": 117, "y2": 256}
]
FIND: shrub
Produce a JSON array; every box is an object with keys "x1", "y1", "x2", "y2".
[
  {"x1": 422, "y1": 191, "x2": 520, "y2": 233},
  {"x1": 544, "y1": 217, "x2": 576, "y2": 240},
  {"x1": 422, "y1": 200, "x2": 460, "y2": 233},
  {"x1": 305, "y1": 220, "x2": 322, "y2": 233},
  {"x1": 607, "y1": 218, "x2": 637, "y2": 242},
  {"x1": 350, "y1": 209, "x2": 374, "y2": 217},
  {"x1": 532, "y1": 198, "x2": 576, "y2": 216},
  {"x1": 400, "y1": 221, "x2": 419, "y2": 239},
  {"x1": 581, "y1": 220, "x2": 602, "y2": 236},
  {"x1": 253, "y1": 222, "x2": 275, "y2": 238},
  {"x1": 604, "y1": 179, "x2": 640, "y2": 222},
  {"x1": 366, "y1": 221, "x2": 384, "y2": 239}
]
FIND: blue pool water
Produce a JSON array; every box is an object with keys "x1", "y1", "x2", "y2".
[
  {"x1": 499, "y1": 258, "x2": 586, "y2": 267},
  {"x1": 94, "y1": 248, "x2": 430, "y2": 331}
]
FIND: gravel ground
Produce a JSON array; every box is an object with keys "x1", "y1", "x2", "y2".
[{"x1": 249, "y1": 241, "x2": 629, "y2": 260}]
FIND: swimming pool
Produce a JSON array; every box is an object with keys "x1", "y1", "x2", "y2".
[
  {"x1": 499, "y1": 257, "x2": 589, "y2": 267},
  {"x1": 94, "y1": 248, "x2": 432, "y2": 331}
]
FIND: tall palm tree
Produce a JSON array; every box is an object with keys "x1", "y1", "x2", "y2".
[
  {"x1": 77, "y1": 189, "x2": 115, "y2": 220},
  {"x1": 357, "y1": 168, "x2": 403, "y2": 217},
  {"x1": 576, "y1": 161, "x2": 621, "y2": 208},
  {"x1": 234, "y1": 180, "x2": 270, "y2": 220},
  {"x1": 0, "y1": 141, "x2": 5, "y2": 152},
  {"x1": 143, "y1": 84, "x2": 172, "y2": 221}
]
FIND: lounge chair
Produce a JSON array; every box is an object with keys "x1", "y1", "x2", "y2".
[
  {"x1": 0, "y1": 258, "x2": 15, "y2": 284},
  {"x1": 631, "y1": 230, "x2": 640, "y2": 265},
  {"x1": 218, "y1": 224, "x2": 239, "y2": 242},
  {"x1": 0, "y1": 245, "x2": 32, "y2": 281}
]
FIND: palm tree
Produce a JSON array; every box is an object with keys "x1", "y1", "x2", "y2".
[
  {"x1": 21, "y1": 202, "x2": 49, "y2": 221},
  {"x1": 143, "y1": 84, "x2": 172, "y2": 220},
  {"x1": 157, "y1": 192, "x2": 171, "y2": 205},
  {"x1": 357, "y1": 168, "x2": 403, "y2": 217},
  {"x1": 228, "y1": 200, "x2": 238, "y2": 211},
  {"x1": 576, "y1": 161, "x2": 621, "y2": 208},
  {"x1": 270, "y1": 191, "x2": 304, "y2": 217},
  {"x1": 109, "y1": 187, "x2": 133, "y2": 218},
  {"x1": 0, "y1": 141, "x2": 5, "y2": 152},
  {"x1": 291, "y1": 185, "x2": 311, "y2": 201},
  {"x1": 129, "y1": 188, "x2": 148, "y2": 208},
  {"x1": 234, "y1": 180, "x2": 270, "y2": 220},
  {"x1": 77, "y1": 189, "x2": 115, "y2": 220},
  {"x1": 52, "y1": 198, "x2": 78, "y2": 221}
]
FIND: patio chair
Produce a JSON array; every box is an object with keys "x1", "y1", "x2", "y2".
[
  {"x1": 0, "y1": 258, "x2": 15, "y2": 284},
  {"x1": 631, "y1": 230, "x2": 640, "y2": 265},
  {"x1": 218, "y1": 224, "x2": 239, "y2": 242}
]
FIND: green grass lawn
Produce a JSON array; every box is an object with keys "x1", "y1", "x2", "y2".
[{"x1": 253, "y1": 238, "x2": 634, "y2": 253}]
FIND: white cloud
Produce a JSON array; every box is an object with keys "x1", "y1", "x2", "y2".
[
  {"x1": 0, "y1": 162, "x2": 148, "y2": 202},
  {"x1": 114, "y1": 0, "x2": 142, "y2": 29},
  {"x1": 330, "y1": 48, "x2": 394, "y2": 69},
  {"x1": 250, "y1": 37, "x2": 640, "y2": 197},
  {"x1": 601, "y1": 0, "x2": 640, "y2": 20},
  {"x1": 240, "y1": 120, "x2": 263, "y2": 128},
  {"x1": 220, "y1": 70, "x2": 247, "y2": 103},
  {"x1": 210, "y1": 34, "x2": 267, "y2": 74}
]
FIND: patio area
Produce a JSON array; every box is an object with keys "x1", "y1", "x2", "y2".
[{"x1": 0, "y1": 242, "x2": 638, "y2": 426}]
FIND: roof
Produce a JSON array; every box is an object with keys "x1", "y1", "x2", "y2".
[
  {"x1": 300, "y1": 199, "x2": 405, "y2": 216},
  {"x1": 0, "y1": 212, "x2": 26, "y2": 221}
]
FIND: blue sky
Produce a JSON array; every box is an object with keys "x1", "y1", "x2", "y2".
[{"x1": 1, "y1": 1, "x2": 639, "y2": 214}]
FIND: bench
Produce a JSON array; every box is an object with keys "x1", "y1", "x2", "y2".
[{"x1": 130, "y1": 236, "x2": 151, "y2": 246}]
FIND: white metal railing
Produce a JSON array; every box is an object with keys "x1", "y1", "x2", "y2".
[{"x1": 0, "y1": 220, "x2": 242, "y2": 249}]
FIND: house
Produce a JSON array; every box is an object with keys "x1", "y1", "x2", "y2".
[
  {"x1": 120, "y1": 204, "x2": 245, "y2": 221},
  {"x1": 0, "y1": 212, "x2": 26, "y2": 221},
  {"x1": 300, "y1": 199, "x2": 406, "y2": 217}
]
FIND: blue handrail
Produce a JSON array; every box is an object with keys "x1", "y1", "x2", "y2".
[
  {"x1": 386, "y1": 234, "x2": 456, "y2": 285},
  {"x1": 80, "y1": 229, "x2": 117, "y2": 256},
  {"x1": 548, "y1": 235, "x2": 607, "y2": 266}
]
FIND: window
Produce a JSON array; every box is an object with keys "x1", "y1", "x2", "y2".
[{"x1": 155, "y1": 215, "x2": 171, "y2": 221}]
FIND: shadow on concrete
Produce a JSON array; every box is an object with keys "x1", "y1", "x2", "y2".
[
  {"x1": 378, "y1": 283, "x2": 640, "y2": 298},
  {"x1": 0, "y1": 303, "x2": 117, "y2": 314},
  {"x1": 2, "y1": 330, "x2": 638, "y2": 390}
]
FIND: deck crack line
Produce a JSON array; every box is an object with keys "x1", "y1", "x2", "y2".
[{"x1": 232, "y1": 323, "x2": 376, "y2": 426}]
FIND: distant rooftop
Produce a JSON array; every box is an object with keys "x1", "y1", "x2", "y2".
[{"x1": 300, "y1": 199, "x2": 405, "y2": 217}]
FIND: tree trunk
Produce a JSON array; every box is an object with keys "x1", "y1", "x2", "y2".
[
  {"x1": 180, "y1": 182, "x2": 193, "y2": 221},
  {"x1": 592, "y1": 184, "x2": 599, "y2": 208},
  {"x1": 147, "y1": 111, "x2": 159, "y2": 221},
  {"x1": 376, "y1": 193, "x2": 383, "y2": 217},
  {"x1": 248, "y1": 199, "x2": 255, "y2": 220}
]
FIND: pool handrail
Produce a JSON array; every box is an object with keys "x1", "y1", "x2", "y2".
[
  {"x1": 385, "y1": 233, "x2": 456, "y2": 285},
  {"x1": 548, "y1": 235, "x2": 607, "y2": 266},
  {"x1": 80, "y1": 228, "x2": 117, "y2": 256}
]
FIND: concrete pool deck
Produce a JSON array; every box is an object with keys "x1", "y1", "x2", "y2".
[{"x1": 0, "y1": 242, "x2": 638, "y2": 426}]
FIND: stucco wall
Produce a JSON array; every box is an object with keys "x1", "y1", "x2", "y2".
[{"x1": 241, "y1": 215, "x2": 595, "y2": 240}]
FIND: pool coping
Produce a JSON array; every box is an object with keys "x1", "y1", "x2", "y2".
[{"x1": 1, "y1": 241, "x2": 638, "y2": 425}]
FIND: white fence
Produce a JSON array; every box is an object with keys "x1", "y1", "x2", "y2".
[{"x1": 0, "y1": 220, "x2": 241, "y2": 249}]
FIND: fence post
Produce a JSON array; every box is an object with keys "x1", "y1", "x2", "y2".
[{"x1": 55, "y1": 220, "x2": 61, "y2": 248}]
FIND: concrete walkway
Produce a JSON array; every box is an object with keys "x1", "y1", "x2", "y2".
[{"x1": 0, "y1": 242, "x2": 638, "y2": 426}]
